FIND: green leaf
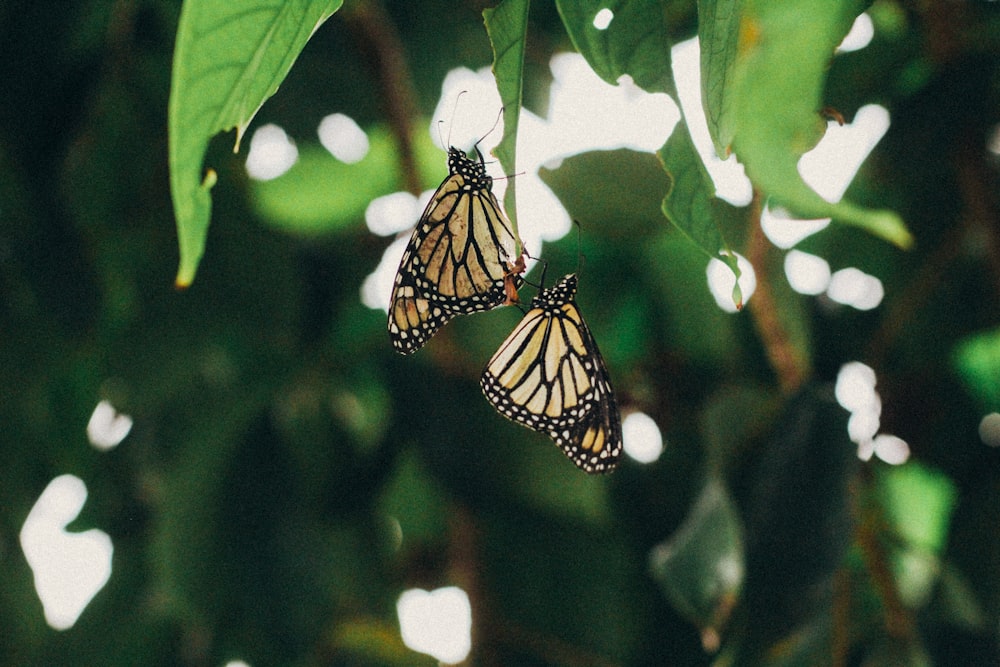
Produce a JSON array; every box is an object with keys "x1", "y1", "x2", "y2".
[
  {"x1": 937, "y1": 563, "x2": 987, "y2": 631},
  {"x1": 954, "y1": 325, "x2": 1000, "y2": 408},
  {"x1": 733, "y1": 385, "x2": 855, "y2": 657},
  {"x1": 878, "y1": 462, "x2": 957, "y2": 608},
  {"x1": 538, "y1": 148, "x2": 672, "y2": 238},
  {"x1": 658, "y1": 119, "x2": 743, "y2": 305},
  {"x1": 649, "y1": 476, "x2": 745, "y2": 633},
  {"x1": 700, "y1": 0, "x2": 913, "y2": 249},
  {"x1": 484, "y1": 0, "x2": 529, "y2": 250},
  {"x1": 377, "y1": 451, "x2": 448, "y2": 545},
  {"x1": 168, "y1": 0, "x2": 342, "y2": 287},
  {"x1": 698, "y1": 0, "x2": 742, "y2": 156},
  {"x1": 556, "y1": 0, "x2": 676, "y2": 95}
]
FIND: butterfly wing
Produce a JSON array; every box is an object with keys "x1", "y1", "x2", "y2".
[
  {"x1": 480, "y1": 274, "x2": 622, "y2": 473},
  {"x1": 388, "y1": 147, "x2": 520, "y2": 354},
  {"x1": 387, "y1": 285, "x2": 459, "y2": 355}
]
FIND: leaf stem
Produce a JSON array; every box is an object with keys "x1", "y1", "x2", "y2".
[{"x1": 746, "y1": 194, "x2": 810, "y2": 393}]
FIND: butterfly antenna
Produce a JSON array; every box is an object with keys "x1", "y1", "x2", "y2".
[
  {"x1": 572, "y1": 219, "x2": 587, "y2": 278},
  {"x1": 491, "y1": 170, "x2": 525, "y2": 183},
  {"x1": 446, "y1": 90, "x2": 468, "y2": 150},
  {"x1": 475, "y1": 106, "x2": 505, "y2": 150},
  {"x1": 436, "y1": 120, "x2": 446, "y2": 152}
]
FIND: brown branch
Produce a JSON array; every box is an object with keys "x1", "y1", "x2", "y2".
[
  {"x1": 954, "y1": 136, "x2": 1000, "y2": 300},
  {"x1": 830, "y1": 564, "x2": 852, "y2": 667},
  {"x1": 745, "y1": 194, "x2": 811, "y2": 393},
  {"x1": 343, "y1": 1, "x2": 422, "y2": 195},
  {"x1": 447, "y1": 503, "x2": 493, "y2": 667}
]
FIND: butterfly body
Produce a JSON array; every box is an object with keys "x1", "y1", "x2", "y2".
[
  {"x1": 388, "y1": 147, "x2": 521, "y2": 354},
  {"x1": 481, "y1": 274, "x2": 622, "y2": 473}
]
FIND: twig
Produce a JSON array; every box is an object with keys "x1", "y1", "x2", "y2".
[
  {"x1": 343, "y1": 1, "x2": 422, "y2": 195},
  {"x1": 831, "y1": 564, "x2": 851, "y2": 667},
  {"x1": 746, "y1": 194, "x2": 811, "y2": 393},
  {"x1": 855, "y1": 487, "x2": 917, "y2": 642},
  {"x1": 447, "y1": 504, "x2": 492, "y2": 667}
]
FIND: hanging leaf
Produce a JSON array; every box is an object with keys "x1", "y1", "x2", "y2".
[
  {"x1": 698, "y1": 0, "x2": 912, "y2": 248},
  {"x1": 484, "y1": 0, "x2": 529, "y2": 247},
  {"x1": 169, "y1": 0, "x2": 342, "y2": 286},
  {"x1": 556, "y1": 0, "x2": 677, "y2": 95},
  {"x1": 659, "y1": 118, "x2": 743, "y2": 305},
  {"x1": 649, "y1": 476, "x2": 745, "y2": 639}
]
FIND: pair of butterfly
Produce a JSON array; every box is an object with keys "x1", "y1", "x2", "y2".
[{"x1": 386, "y1": 145, "x2": 622, "y2": 474}]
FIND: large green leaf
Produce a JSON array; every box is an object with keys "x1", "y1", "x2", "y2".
[
  {"x1": 168, "y1": 0, "x2": 342, "y2": 286},
  {"x1": 484, "y1": 0, "x2": 529, "y2": 249},
  {"x1": 649, "y1": 476, "x2": 745, "y2": 634},
  {"x1": 698, "y1": 0, "x2": 912, "y2": 248},
  {"x1": 659, "y1": 118, "x2": 743, "y2": 305},
  {"x1": 698, "y1": 0, "x2": 741, "y2": 156},
  {"x1": 556, "y1": 0, "x2": 676, "y2": 95}
]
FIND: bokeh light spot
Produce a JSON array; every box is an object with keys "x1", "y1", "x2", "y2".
[
  {"x1": 397, "y1": 587, "x2": 472, "y2": 664},
  {"x1": 988, "y1": 124, "x2": 1000, "y2": 156},
  {"x1": 799, "y1": 104, "x2": 890, "y2": 204},
  {"x1": 828, "y1": 267, "x2": 884, "y2": 310},
  {"x1": 86, "y1": 400, "x2": 132, "y2": 451},
  {"x1": 672, "y1": 38, "x2": 753, "y2": 206},
  {"x1": 623, "y1": 412, "x2": 664, "y2": 463},
  {"x1": 362, "y1": 236, "x2": 409, "y2": 312},
  {"x1": 318, "y1": 113, "x2": 369, "y2": 164},
  {"x1": 784, "y1": 250, "x2": 831, "y2": 295},
  {"x1": 593, "y1": 8, "x2": 614, "y2": 30},
  {"x1": 20, "y1": 475, "x2": 113, "y2": 630},
  {"x1": 979, "y1": 412, "x2": 1000, "y2": 447},
  {"x1": 245, "y1": 123, "x2": 298, "y2": 181},
  {"x1": 761, "y1": 205, "x2": 830, "y2": 249},
  {"x1": 837, "y1": 13, "x2": 874, "y2": 53},
  {"x1": 835, "y1": 361, "x2": 878, "y2": 413},
  {"x1": 872, "y1": 434, "x2": 911, "y2": 465},
  {"x1": 366, "y1": 190, "x2": 429, "y2": 237}
]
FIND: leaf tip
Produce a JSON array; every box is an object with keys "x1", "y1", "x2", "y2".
[
  {"x1": 202, "y1": 168, "x2": 218, "y2": 190},
  {"x1": 870, "y1": 209, "x2": 914, "y2": 250},
  {"x1": 894, "y1": 226, "x2": 916, "y2": 251},
  {"x1": 732, "y1": 282, "x2": 744, "y2": 310}
]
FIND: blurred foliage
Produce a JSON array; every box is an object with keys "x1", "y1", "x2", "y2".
[{"x1": 3, "y1": 0, "x2": 1000, "y2": 666}]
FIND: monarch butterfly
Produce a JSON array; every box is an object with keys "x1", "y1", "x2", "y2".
[
  {"x1": 480, "y1": 274, "x2": 622, "y2": 473},
  {"x1": 388, "y1": 145, "x2": 522, "y2": 354}
]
